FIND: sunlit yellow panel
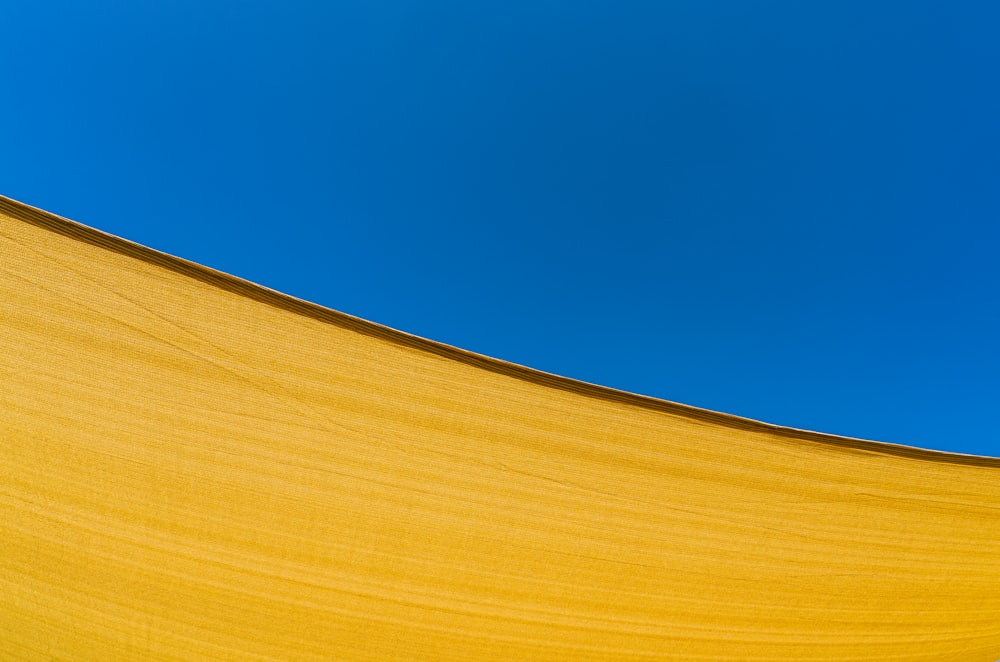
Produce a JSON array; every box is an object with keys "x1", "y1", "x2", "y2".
[{"x1": 1, "y1": 195, "x2": 998, "y2": 660}]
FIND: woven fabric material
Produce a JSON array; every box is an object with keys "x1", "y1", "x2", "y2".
[{"x1": 1, "y1": 196, "x2": 998, "y2": 661}]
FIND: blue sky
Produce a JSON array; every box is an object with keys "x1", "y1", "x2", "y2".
[{"x1": 2, "y1": 1, "x2": 997, "y2": 457}]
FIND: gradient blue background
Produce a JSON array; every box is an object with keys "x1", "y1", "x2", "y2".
[{"x1": 2, "y1": 1, "x2": 997, "y2": 456}]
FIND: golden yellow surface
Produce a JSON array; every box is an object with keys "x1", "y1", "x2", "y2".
[{"x1": 1, "y1": 195, "x2": 998, "y2": 661}]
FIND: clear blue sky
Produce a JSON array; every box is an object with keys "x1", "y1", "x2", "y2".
[{"x1": 3, "y1": 2, "x2": 998, "y2": 456}]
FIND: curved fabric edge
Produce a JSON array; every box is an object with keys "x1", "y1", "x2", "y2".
[{"x1": 2, "y1": 192, "x2": 995, "y2": 467}]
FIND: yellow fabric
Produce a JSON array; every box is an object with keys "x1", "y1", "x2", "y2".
[{"x1": 1, "y1": 195, "x2": 998, "y2": 661}]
